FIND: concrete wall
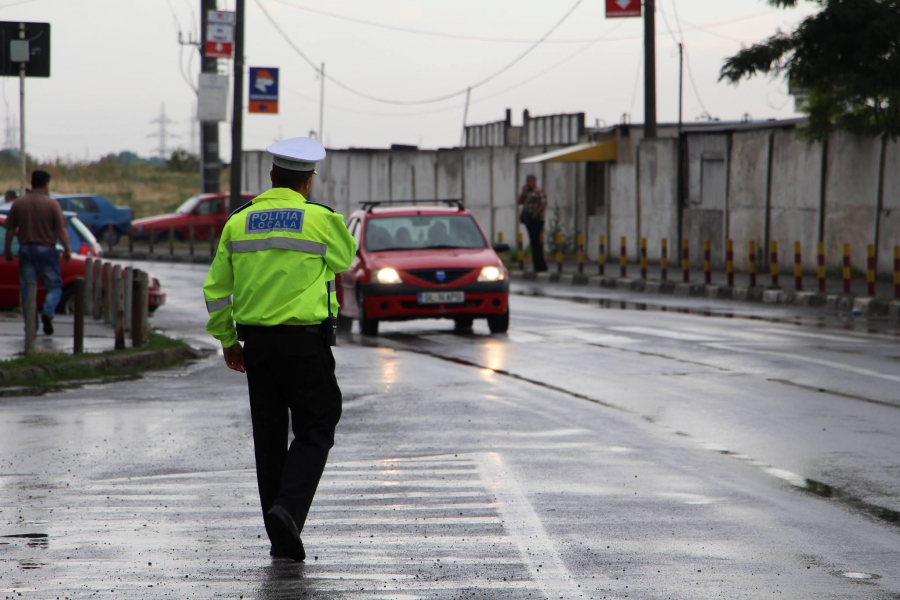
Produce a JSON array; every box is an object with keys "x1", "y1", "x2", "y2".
[
  {"x1": 823, "y1": 131, "x2": 882, "y2": 272},
  {"x1": 491, "y1": 148, "x2": 518, "y2": 244},
  {"x1": 463, "y1": 149, "x2": 493, "y2": 241},
  {"x1": 879, "y1": 140, "x2": 900, "y2": 274},
  {"x1": 609, "y1": 163, "x2": 638, "y2": 261},
  {"x1": 727, "y1": 131, "x2": 769, "y2": 270},
  {"x1": 769, "y1": 131, "x2": 823, "y2": 271},
  {"x1": 637, "y1": 139, "x2": 679, "y2": 265}
]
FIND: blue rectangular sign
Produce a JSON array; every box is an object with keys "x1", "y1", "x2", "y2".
[
  {"x1": 245, "y1": 209, "x2": 304, "y2": 234},
  {"x1": 249, "y1": 67, "x2": 279, "y2": 114}
]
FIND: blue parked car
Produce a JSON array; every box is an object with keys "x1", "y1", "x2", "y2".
[{"x1": 55, "y1": 194, "x2": 133, "y2": 245}]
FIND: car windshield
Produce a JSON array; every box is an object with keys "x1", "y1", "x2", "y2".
[
  {"x1": 175, "y1": 196, "x2": 202, "y2": 214},
  {"x1": 69, "y1": 216, "x2": 96, "y2": 245},
  {"x1": 365, "y1": 214, "x2": 486, "y2": 252}
]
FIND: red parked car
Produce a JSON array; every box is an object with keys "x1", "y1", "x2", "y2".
[
  {"x1": 0, "y1": 213, "x2": 166, "y2": 314},
  {"x1": 337, "y1": 200, "x2": 510, "y2": 336},
  {"x1": 130, "y1": 193, "x2": 254, "y2": 241}
]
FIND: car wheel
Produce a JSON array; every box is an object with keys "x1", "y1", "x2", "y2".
[
  {"x1": 98, "y1": 225, "x2": 120, "y2": 246},
  {"x1": 357, "y1": 289, "x2": 379, "y2": 336},
  {"x1": 487, "y1": 309, "x2": 509, "y2": 334},
  {"x1": 57, "y1": 286, "x2": 75, "y2": 315},
  {"x1": 454, "y1": 317, "x2": 474, "y2": 331}
]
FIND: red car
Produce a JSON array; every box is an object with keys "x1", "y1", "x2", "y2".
[
  {"x1": 337, "y1": 201, "x2": 510, "y2": 336},
  {"x1": 130, "y1": 193, "x2": 254, "y2": 241},
  {"x1": 0, "y1": 214, "x2": 166, "y2": 314}
]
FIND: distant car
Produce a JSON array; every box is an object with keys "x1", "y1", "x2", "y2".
[
  {"x1": 0, "y1": 207, "x2": 102, "y2": 258},
  {"x1": 55, "y1": 194, "x2": 133, "y2": 246},
  {"x1": 131, "y1": 193, "x2": 254, "y2": 242},
  {"x1": 0, "y1": 213, "x2": 166, "y2": 314},
  {"x1": 336, "y1": 200, "x2": 510, "y2": 336}
]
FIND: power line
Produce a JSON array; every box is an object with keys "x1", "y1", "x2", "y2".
[
  {"x1": 254, "y1": 0, "x2": 585, "y2": 105},
  {"x1": 271, "y1": 0, "x2": 771, "y2": 45},
  {"x1": 660, "y1": 0, "x2": 712, "y2": 120}
]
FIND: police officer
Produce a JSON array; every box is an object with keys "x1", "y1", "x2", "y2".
[{"x1": 203, "y1": 137, "x2": 356, "y2": 562}]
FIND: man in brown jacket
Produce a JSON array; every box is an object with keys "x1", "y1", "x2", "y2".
[{"x1": 3, "y1": 170, "x2": 72, "y2": 334}]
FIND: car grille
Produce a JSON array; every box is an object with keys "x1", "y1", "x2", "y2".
[{"x1": 405, "y1": 268, "x2": 473, "y2": 285}]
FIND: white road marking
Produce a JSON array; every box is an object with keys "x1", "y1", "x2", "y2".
[
  {"x1": 476, "y1": 451, "x2": 586, "y2": 599},
  {"x1": 610, "y1": 325, "x2": 718, "y2": 342}
]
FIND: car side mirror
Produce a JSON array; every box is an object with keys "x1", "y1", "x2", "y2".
[{"x1": 493, "y1": 243, "x2": 510, "y2": 254}]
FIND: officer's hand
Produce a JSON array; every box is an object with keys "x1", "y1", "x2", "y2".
[
  {"x1": 62, "y1": 251, "x2": 72, "y2": 263},
  {"x1": 223, "y1": 343, "x2": 245, "y2": 373}
]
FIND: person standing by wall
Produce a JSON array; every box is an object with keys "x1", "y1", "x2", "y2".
[
  {"x1": 2, "y1": 170, "x2": 72, "y2": 335},
  {"x1": 4, "y1": 190, "x2": 18, "y2": 204},
  {"x1": 518, "y1": 174, "x2": 548, "y2": 272}
]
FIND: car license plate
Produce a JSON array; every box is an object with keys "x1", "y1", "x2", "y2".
[{"x1": 418, "y1": 291, "x2": 465, "y2": 304}]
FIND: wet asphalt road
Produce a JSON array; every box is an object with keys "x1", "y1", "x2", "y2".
[{"x1": 1, "y1": 260, "x2": 899, "y2": 599}]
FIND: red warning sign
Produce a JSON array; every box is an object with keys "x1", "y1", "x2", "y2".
[{"x1": 606, "y1": 0, "x2": 642, "y2": 18}]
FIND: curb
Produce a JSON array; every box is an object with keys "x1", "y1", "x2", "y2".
[
  {"x1": 0, "y1": 346, "x2": 198, "y2": 386},
  {"x1": 508, "y1": 271, "x2": 898, "y2": 318},
  {"x1": 104, "y1": 252, "x2": 213, "y2": 265}
]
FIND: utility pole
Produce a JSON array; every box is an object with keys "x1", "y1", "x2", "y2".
[
  {"x1": 643, "y1": 0, "x2": 657, "y2": 139},
  {"x1": 318, "y1": 62, "x2": 325, "y2": 143},
  {"x1": 677, "y1": 43, "x2": 683, "y2": 138},
  {"x1": 229, "y1": 0, "x2": 245, "y2": 212},
  {"x1": 18, "y1": 22, "x2": 25, "y2": 193},
  {"x1": 200, "y1": 0, "x2": 222, "y2": 193}
]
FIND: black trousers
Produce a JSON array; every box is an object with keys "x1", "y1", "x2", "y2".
[
  {"x1": 525, "y1": 218, "x2": 548, "y2": 272},
  {"x1": 242, "y1": 328, "x2": 342, "y2": 541}
]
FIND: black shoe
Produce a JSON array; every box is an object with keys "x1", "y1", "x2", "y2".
[
  {"x1": 265, "y1": 505, "x2": 305, "y2": 562},
  {"x1": 270, "y1": 545, "x2": 290, "y2": 559},
  {"x1": 41, "y1": 314, "x2": 53, "y2": 335}
]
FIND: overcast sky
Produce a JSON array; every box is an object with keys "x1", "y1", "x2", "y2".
[{"x1": 1, "y1": 0, "x2": 818, "y2": 162}]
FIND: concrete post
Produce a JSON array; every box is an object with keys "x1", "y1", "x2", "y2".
[
  {"x1": 102, "y1": 262, "x2": 112, "y2": 323},
  {"x1": 131, "y1": 269, "x2": 144, "y2": 347},
  {"x1": 114, "y1": 267, "x2": 126, "y2": 350},
  {"x1": 83, "y1": 257, "x2": 93, "y2": 317},
  {"x1": 73, "y1": 277, "x2": 85, "y2": 355},
  {"x1": 124, "y1": 266, "x2": 133, "y2": 332},
  {"x1": 92, "y1": 260, "x2": 103, "y2": 320},
  {"x1": 24, "y1": 280, "x2": 36, "y2": 355},
  {"x1": 139, "y1": 270, "x2": 150, "y2": 346}
]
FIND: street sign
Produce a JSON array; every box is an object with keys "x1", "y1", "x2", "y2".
[
  {"x1": 0, "y1": 22, "x2": 50, "y2": 77},
  {"x1": 206, "y1": 10, "x2": 234, "y2": 59},
  {"x1": 198, "y1": 73, "x2": 229, "y2": 122},
  {"x1": 249, "y1": 67, "x2": 279, "y2": 114},
  {"x1": 606, "y1": 0, "x2": 641, "y2": 18}
]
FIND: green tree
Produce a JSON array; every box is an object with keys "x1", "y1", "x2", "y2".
[
  {"x1": 720, "y1": 0, "x2": 900, "y2": 140},
  {"x1": 166, "y1": 149, "x2": 200, "y2": 173}
]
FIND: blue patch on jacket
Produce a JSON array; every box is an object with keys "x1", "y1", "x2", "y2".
[{"x1": 246, "y1": 209, "x2": 305, "y2": 234}]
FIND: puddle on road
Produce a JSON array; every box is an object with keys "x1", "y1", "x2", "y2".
[
  {"x1": 838, "y1": 571, "x2": 881, "y2": 581},
  {"x1": 2, "y1": 533, "x2": 49, "y2": 548}
]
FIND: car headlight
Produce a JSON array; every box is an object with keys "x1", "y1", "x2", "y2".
[
  {"x1": 477, "y1": 265, "x2": 505, "y2": 282},
  {"x1": 374, "y1": 268, "x2": 402, "y2": 284}
]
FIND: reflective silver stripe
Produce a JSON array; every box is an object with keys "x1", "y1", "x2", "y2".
[
  {"x1": 227, "y1": 237, "x2": 327, "y2": 256},
  {"x1": 326, "y1": 280, "x2": 336, "y2": 293},
  {"x1": 205, "y1": 296, "x2": 232, "y2": 313}
]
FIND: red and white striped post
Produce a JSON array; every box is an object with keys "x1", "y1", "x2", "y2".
[
  {"x1": 794, "y1": 241, "x2": 803, "y2": 291},
  {"x1": 577, "y1": 233, "x2": 585, "y2": 275},
  {"x1": 894, "y1": 246, "x2": 900, "y2": 299},
  {"x1": 661, "y1": 238, "x2": 668, "y2": 281},
  {"x1": 599, "y1": 234, "x2": 606, "y2": 276},
  {"x1": 517, "y1": 232, "x2": 525, "y2": 271},
  {"x1": 867, "y1": 244, "x2": 876, "y2": 297},
  {"x1": 749, "y1": 240, "x2": 757, "y2": 288},
  {"x1": 681, "y1": 239, "x2": 690, "y2": 283},
  {"x1": 640, "y1": 238, "x2": 648, "y2": 280},
  {"x1": 620, "y1": 237, "x2": 627, "y2": 278},
  {"x1": 843, "y1": 244, "x2": 852, "y2": 294},
  {"x1": 703, "y1": 239, "x2": 711, "y2": 285},
  {"x1": 770, "y1": 241, "x2": 779, "y2": 288},
  {"x1": 725, "y1": 239, "x2": 734, "y2": 287},
  {"x1": 817, "y1": 242, "x2": 826, "y2": 293}
]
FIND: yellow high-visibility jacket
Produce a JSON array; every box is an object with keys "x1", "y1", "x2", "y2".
[{"x1": 203, "y1": 187, "x2": 356, "y2": 347}]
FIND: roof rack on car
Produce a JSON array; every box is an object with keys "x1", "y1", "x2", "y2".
[{"x1": 360, "y1": 199, "x2": 464, "y2": 213}]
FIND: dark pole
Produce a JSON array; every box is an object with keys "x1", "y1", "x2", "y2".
[
  {"x1": 677, "y1": 43, "x2": 683, "y2": 138},
  {"x1": 200, "y1": 0, "x2": 222, "y2": 193},
  {"x1": 229, "y1": 0, "x2": 245, "y2": 212},
  {"x1": 644, "y1": 0, "x2": 657, "y2": 139}
]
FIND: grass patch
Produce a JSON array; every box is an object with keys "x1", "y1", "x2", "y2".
[
  {"x1": 0, "y1": 160, "x2": 230, "y2": 218},
  {"x1": 0, "y1": 333, "x2": 191, "y2": 391}
]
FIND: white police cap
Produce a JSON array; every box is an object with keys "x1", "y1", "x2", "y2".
[{"x1": 267, "y1": 137, "x2": 326, "y2": 174}]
